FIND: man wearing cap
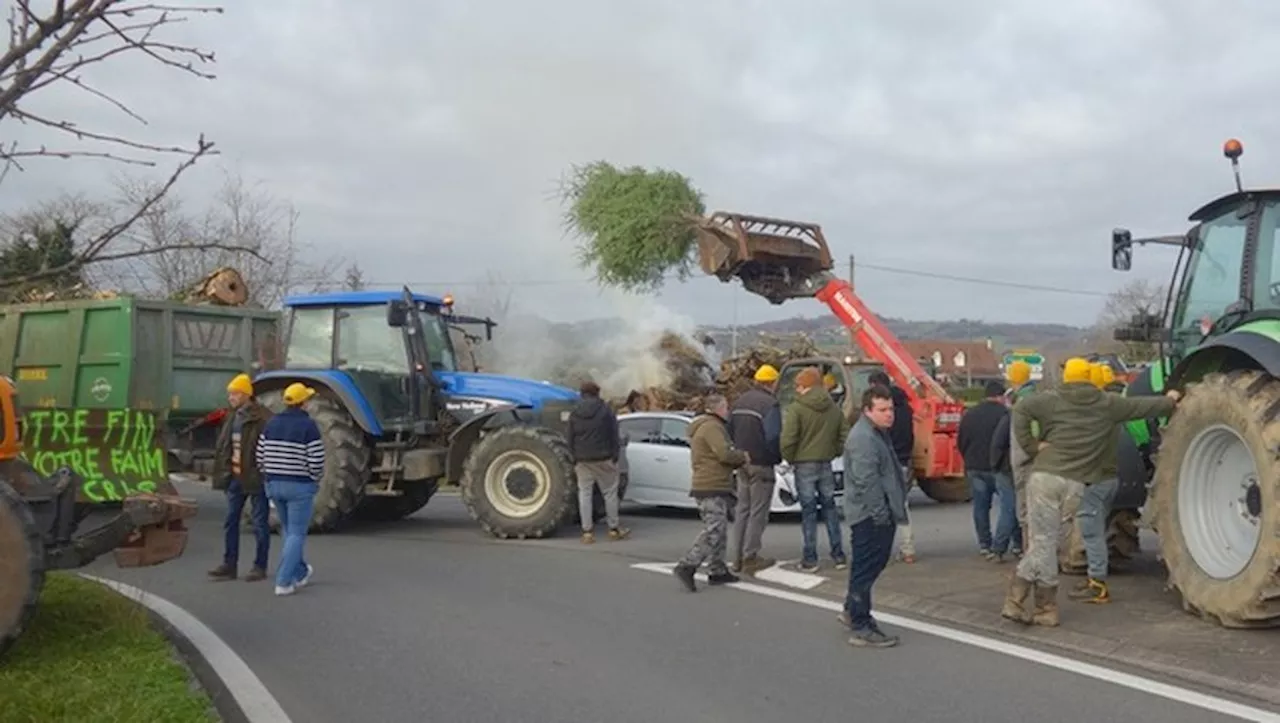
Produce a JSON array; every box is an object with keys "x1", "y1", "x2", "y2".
[
  {"x1": 728, "y1": 364, "x2": 783, "y2": 574},
  {"x1": 674, "y1": 394, "x2": 750, "y2": 592},
  {"x1": 1002, "y1": 357, "x2": 1179, "y2": 626},
  {"x1": 781, "y1": 366, "x2": 849, "y2": 572},
  {"x1": 958, "y1": 380, "x2": 1019, "y2": 561},
  {"x1": 256, "y1": 383, "x2": 326, "y2": 596},
  {"x1": 208, "y1": 373, "x2": 273, "y2": 582}
]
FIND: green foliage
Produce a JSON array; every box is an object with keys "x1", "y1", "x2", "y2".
[
  {"x1": 561, "y1": 161, "x2": 705, "y2": 293},
  {"x1": 0, "y1": 574, "x2": 215, "y2": 722},
  {"x1": 0, "y1": 219, "x2": 83, "y2": 301}
]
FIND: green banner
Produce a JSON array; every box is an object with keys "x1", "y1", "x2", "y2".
[{"x1": 18, "y1": 408, "x2": 174, "y2": 504}]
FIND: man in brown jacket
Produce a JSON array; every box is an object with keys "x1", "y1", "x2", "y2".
[
  {"x1": 208, "y1": 373, "x2": 273, "y2": 582},
  {"x1": 674, "y1": 394, "x2": 750, "y2": 592}
]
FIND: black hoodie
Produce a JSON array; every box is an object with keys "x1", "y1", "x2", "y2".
[
  {"x1": 887, "y1": 386, "x2": 914, "y2": 466},
  {"x1": 565, "y1": 396, "x2": 620, "y2": 463}
]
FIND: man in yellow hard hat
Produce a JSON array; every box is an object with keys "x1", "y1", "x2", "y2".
[
  {"x1": 728, "y1": 364, "x2": 783, "y2": 574},
  {"x1": 1002, "y1": 360, "x2": 1036, "y2": 556},
  {"x1": 1002, "y1": 358, "x2": 1180, "y2": 626},
  {"x1": 208, "y1": 373, "x2": 273, "y2": 583},
  {"x1": 257, "y1": 382, "x2": 326, "y2": 596}
]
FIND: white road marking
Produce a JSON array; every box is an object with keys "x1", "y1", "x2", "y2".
[
  {"x1": 750, "y1": 564, "x2": 826, "y2": 590},
  {"x1": 81, "y1": 575, "x2": 293, "y2": 723},
  {"x1": 632, "y1": 562, "x2": 1280, "y2": 723}
]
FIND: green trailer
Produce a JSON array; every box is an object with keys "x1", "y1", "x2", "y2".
[{"x1": 0, "y1": 297, "x2": 281, "y2": 501}]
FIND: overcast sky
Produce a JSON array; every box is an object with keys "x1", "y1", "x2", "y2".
[{"x1": 6, "y1": 0, "x2": 1278, "y2": 328}]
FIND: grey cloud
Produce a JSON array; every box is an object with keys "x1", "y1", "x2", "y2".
[{"x1": 5, "y1": 1, "x2": 1279, "y2": 328}]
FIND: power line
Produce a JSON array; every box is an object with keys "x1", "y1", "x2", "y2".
[{"x1": 341, "y1": 261, "x2": 1115, "y2": 298}]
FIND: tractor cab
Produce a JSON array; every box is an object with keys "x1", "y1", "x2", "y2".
[
  {"x1": 1112, "y1": 139, "x2": 1280, "y2": 362},
  {"x1": 276, "y1": 289, "x2": 456, "y2": 434}
]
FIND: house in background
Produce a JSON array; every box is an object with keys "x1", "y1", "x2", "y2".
[{"x1": 902, "y1": 339, "x2": 1004, "y2": 389}]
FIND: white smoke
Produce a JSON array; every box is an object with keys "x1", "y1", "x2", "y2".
[{"x1": 460, "y1": 293, "x2": 717, "y2": 397}]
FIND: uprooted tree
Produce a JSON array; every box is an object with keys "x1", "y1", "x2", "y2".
[
  {"x1": 560, "y1": 161, "x2": 705, "y2": 293},
  {"x1": 0, "y1": 1, "x2": 248, "y2": 291}
]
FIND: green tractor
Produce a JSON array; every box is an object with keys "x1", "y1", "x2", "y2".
[{"x1": 1110, "y1": 138, "x2": 1280, "y2": 627}]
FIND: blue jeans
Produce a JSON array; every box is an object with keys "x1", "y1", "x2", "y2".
[
  {"x1": 1078, "y1": 477, "x2": 1119, "y2": 579},
  {"x1": 844, "y1": 518, "x2": 896, "y2": 632},
  {"x1": 267, "y1": 479, "x2": 317, "y2": 588},
  {"x1": 969, "y1": 471, "x2": 1021, "y2": 554},
  {"x1": 224, "y1": 478, "x2": 270, "y2": 570},
  {"x1": 795, "y1": 461, "x2": 844, "y2": 564}
]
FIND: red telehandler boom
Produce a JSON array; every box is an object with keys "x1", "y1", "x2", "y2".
[{"x1": 693, "y1": 212, "x2": 967, "y2": 500}]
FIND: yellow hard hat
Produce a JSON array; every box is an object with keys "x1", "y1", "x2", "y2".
[
  {"x1": 1090, "y1": 363, "x2": 1115, "y2": 388},
  {"x1": 1006, "y1": 360, "x2": 1031, "y2": 386},
  {"x1": 226, "y1": 373, "x2": 253, "y2": 397},
  {"x1": 823, "y1": 373, "x2": 838, "y2": 389},
  {"x1": 1062, "y1": 358, "x2": 1093, "y2": 384},
  {"x1": 754, "y1": 364, "x2": 780, "y2": 383},
  {"x1": 283, "y1": 382, "x2": 316, "y2": 406}
]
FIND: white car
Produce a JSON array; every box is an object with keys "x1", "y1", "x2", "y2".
[{"x1": 618, "y1": 411, "x2": 844, "y2": 514}]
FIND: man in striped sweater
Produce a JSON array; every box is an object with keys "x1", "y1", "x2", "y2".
[{"x1": 257, "y1": 383, "x2": 327, "y2": 596}]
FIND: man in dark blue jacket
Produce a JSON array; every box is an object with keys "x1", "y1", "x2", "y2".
[
  {"x1": 728, "y1": 364, "x2": 783, "y2": 574},
  {"x1": 257, "y1": 383, "x2": 326, "y2": 596}
]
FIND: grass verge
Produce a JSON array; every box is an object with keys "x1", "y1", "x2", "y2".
[{"x1": 0, "y1": 573, "x2": 216, "y2": 723}]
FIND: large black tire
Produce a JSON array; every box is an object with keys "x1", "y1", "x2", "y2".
[
  {"x1": 917, "y1": 477, "x2": 972, "y2": 503},
  {"x1": 352, "y1": 480, "x2": 439, "y2": 523},
  {"x1": 1153, "y1": 371, "x2": 1280, "y2": 628},
  {"x1": 258, "y1": 390, "x2": 370, "y2": 533},
  {"x1": 0, "y1": 479, "x2": 45, "y2": 658},
  {"x1": 461, "y1": 426, "x2": 575, "y2": 539}
]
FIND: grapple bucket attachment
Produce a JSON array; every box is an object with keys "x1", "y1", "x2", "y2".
[
  {"x1": 113, "y1": 493, "x2": 197, "y2": 567},
  {"x1": 693, "y1": 212, "x2": 835, "y2": 304}
]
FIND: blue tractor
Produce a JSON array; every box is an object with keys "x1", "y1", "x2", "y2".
[{"x1": 252, "y1": 287, "x2": 585, "y2": 538}]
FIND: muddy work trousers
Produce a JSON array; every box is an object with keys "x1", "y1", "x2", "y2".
[
  {"x1": 1014, "y1": 471, "x2": 1084, "y2": 587},
  {"x1": 732, "y1": 464, "x2": 775, "y2": 561},
  {"x1": 681, "y1": 495, "x2": 732, "y2": 576}
]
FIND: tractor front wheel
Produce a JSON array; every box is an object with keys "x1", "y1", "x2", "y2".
[
  {"x1": 258, "y1": 390, "x2": 370, "y2": 533},
  {"x1": 461, "y1": 426, "x2": 575, "y2": 539},
  {"x1": 1154, "y1": 371, "x2": 1280, "y2": 628},
  {"x1": 917, "y1": 477, "x2": 972, "y2": 504},
  {"x1": 0, "y1": 479, "x2": 45, "y2": 657}
]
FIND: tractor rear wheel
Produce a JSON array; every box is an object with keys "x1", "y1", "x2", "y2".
[
  {"x1": 258, "y1": 391, "x2": 370, "y2": 533},
  {"x1": 353, "y1": 480, "x2": 439, "y2": 523},
  {"x1": 1153, "y1": 371, "x2": 1280, "y2": 628},
  {"x1": 917, "y1": 477, "x2": 972, "y2": 503},
  {"x1": 461, "y1": 425, "x2": 575, "y2": 539},
  {"x1": 0, "y1": 479, "x2": 45, "y2": 657}
]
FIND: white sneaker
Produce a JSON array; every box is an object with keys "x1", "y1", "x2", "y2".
[
  {"x1": 296, "y1": 564, "x2": 314, "y2": 588},
  {"x1": 274, "y1": 584, "x2": 296, "y2": 596}
]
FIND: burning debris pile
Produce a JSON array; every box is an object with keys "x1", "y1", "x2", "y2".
[{"x1": 613, "y1": 332, "x2": 823, "y2": 412}]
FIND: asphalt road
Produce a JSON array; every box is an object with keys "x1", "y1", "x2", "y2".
[{"x1": 86, "y1": 482, "x2": 1256, "y2": 723}]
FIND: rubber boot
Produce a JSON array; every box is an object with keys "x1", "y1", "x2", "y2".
[
  {"x1": 1031, "y1": 584, "x2": 1060, "y2": 627},
  {"x1": 1001, "y1": 575, "x2": 1033, "y2": 624}
]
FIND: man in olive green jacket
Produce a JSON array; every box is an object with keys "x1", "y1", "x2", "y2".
[
  {"x1": 1002, "y1": 358, "x2": 1178, "y2": 627},
  {"x1": 781, "y1": 367, "x2": 851, "y2": 572},
  {"x1": 674, "y1": 394, "x2": 750, "y2": 592}
]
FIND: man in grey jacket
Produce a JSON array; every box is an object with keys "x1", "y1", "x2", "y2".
[{"x1": 837, "y1": 385, "x2": 908, "y2": 648}]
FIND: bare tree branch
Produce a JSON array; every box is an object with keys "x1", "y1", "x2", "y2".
[
  {"x1": 1, "y1": 1, "x2": 223, "y2": 179},
  {"x1": 0, "y1": 135, "x2": 221, "y2": 288},
  {"x1": 1087, "y1": 278, "x2": 1168, "y2": 362}
]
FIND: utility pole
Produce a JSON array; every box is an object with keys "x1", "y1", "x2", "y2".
[
  {"x1": 848, "y1": 254, "x2": 855, "y2": 291},
  {"x1": 730, "y1": 292, "x2": 739, "y2": 357}
]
